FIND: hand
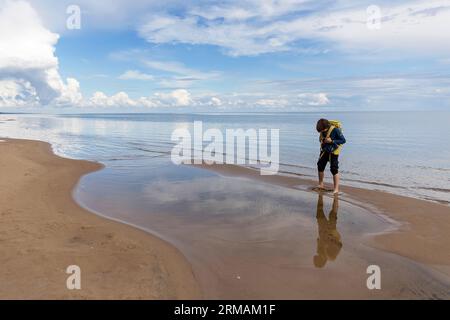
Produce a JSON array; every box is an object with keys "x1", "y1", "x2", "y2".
[{"x1": 324, "y1": 137, "x2": 332, "y2": 144}]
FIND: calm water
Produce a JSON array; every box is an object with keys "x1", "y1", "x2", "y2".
[{"x1": 0, "y1": 111, "x2": 449, "y2": 204}]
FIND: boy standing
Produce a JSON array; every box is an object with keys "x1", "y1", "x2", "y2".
[{"x1": 316, "y1": 119, "x2": 346, "y2": 194}]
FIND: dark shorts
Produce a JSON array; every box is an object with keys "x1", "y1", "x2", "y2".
[{"x1": 317, "y1": 152, "x2": 339, "y2": 175}]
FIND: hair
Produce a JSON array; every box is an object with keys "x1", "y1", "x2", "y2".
[{"x1": 316, "y1": 118, "x2": 330, "y2": 132}]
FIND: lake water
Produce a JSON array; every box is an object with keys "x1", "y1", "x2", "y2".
[{"x1": 1, "y1": 111, "x2": 449, "y2": 205}]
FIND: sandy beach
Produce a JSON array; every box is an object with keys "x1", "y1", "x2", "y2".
[
  {"x1": 0, "y1": 138, "x2": 200, "y2": 299},
  {"x1": 1, "y1": 138, "x2": 450, "y2": 299}
]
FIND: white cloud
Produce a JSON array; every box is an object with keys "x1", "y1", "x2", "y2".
[
  {"x1": 144, "y1": 60, "x2": 195, "y2": 76},
  {"x1": 144, "y1": 60, "x2": 221, "y2": 88},
  {"x1": 26, "y1": 0, "x2": 170, "y2": 33},
  {"x1": 109, "y1": 92, "x2": 137, "y2": 107},
  {"x1": 0, "y1": 0, "x2": 82, "y2": 107},
  {"x1": 256, "y1": 98, "x2": 289, "y2": 107},
  {"x1": 85, "y1": 89, "x2": 196, "y2": 109},
  {"x1": 87, "y1": 91, "x2": 137, "y2": 108},
  {"x1": 55, "y1": 77, "x2": 83, "y2": 106},
  {"x1": 118, "y1": 70, "x2": 154, "y2": 81},
  {"x1": 0, "y1": 79, "x2": 39, "y2": 107},
  {"x1": 136, "y1": 96, "x2": 159, "y2": 108},
  {"x1": 110, "y1": 51, "x2": 222, "y2": 88},
  {"x1": 298, "y1": 93, "x2": 329, "y2": 106},
  {"x1": 189, "y1": 0, "x2": 315, "y2": 21},
  {"x1": 88, "y1": 91, "x2": 110, "y2": 107},
  {"x1": 82, "y1": 89, "x2": 330, "y2": 110},
  {"x1": 143, "y1": 59, "x2": 220, "y2": 80},
  {"x1": 294, "y1": 1, "x2": 450, "y2": 54},
  {"x1": 138, "y1": 0, "x2": 450, "y2": 57},
  {"x1": 209, "y1": 97, "x2": 222, "y2": 106},
  {"x1": 155, "y1": 89, "x2": 192, "y2": 107},
  {"x1": 138, "y1": 14, "x2": 285, "y2": 56}
]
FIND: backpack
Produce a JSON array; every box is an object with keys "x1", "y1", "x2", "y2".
[
  {"x1": 320, "y1": 120, "x2": 343, "y2": 155},
  {"x1": 328, "y1": 120, "x2": 342, "y2": 130}
]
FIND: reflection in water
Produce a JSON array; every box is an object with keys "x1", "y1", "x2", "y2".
[{"x1": 313, "y1": 194, "x2": 342, "y2": 268}]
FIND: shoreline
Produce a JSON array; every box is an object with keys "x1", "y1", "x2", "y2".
[
  {"x1": 0, "y1": 138, "x2": 201, "y2": 299},
  {"x1": 2, "y1": 137, "x2": 450, "y2": 299},
  {"x1": 196, "y1": 163, "x2": 450, "y2": 277}
]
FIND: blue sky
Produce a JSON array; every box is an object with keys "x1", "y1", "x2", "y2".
[{"x1": 1, "y1": 0, "x2": 450, "y2": 112}]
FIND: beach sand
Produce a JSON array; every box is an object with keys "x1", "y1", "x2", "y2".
[
  {"x1": 0, "y1": 139, "x2": 200, "y2": 299},
  {"x1": 2, "y1": 138, "x2": 450, "y2": 299}
]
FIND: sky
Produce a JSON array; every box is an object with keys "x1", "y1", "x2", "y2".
[{"x1": 0, "y1": 0, "x2": 450, "y2": 112}]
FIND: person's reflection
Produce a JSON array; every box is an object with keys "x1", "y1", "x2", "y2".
[{"x1": 313, "y1": 194, "x2": 342, "y2": 268}]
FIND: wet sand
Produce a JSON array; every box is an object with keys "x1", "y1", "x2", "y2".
[
  {"x1": 201, "y1": 164, "x2": 450, "y2": 273},
  {"x1": 0, "y1": 139, "x2": 200, "y2": 299},
  {"x1": 75, "y1": 158, "x2": 450, "y2": 299}
]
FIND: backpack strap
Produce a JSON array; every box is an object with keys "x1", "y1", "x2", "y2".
[
  {"x1": 326, "y1": 125, "x2": 335, "y2": 140},
  {"x1": 328, "y1": 126, "x2": 343, "y2": 155}
]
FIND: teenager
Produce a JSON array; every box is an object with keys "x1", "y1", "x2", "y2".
[{"x1": 316, "y1": 119, "x2": 346, "y2": 194}]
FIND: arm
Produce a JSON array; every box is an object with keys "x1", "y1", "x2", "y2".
[{"x1": 331, "y1": 128, "x2": 346, "y2": 146}]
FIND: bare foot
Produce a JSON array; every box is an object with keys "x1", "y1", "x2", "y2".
[{"x1": 333, "y1": 189, "x2": 339, "y2": 194}]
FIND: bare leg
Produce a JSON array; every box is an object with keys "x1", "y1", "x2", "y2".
[
  {"x1": 318, "y1": 171, "x2": 324, "y2": 189},
  {"x1": 333, "y1": 173, "x2": 340, "y2": 194}
]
